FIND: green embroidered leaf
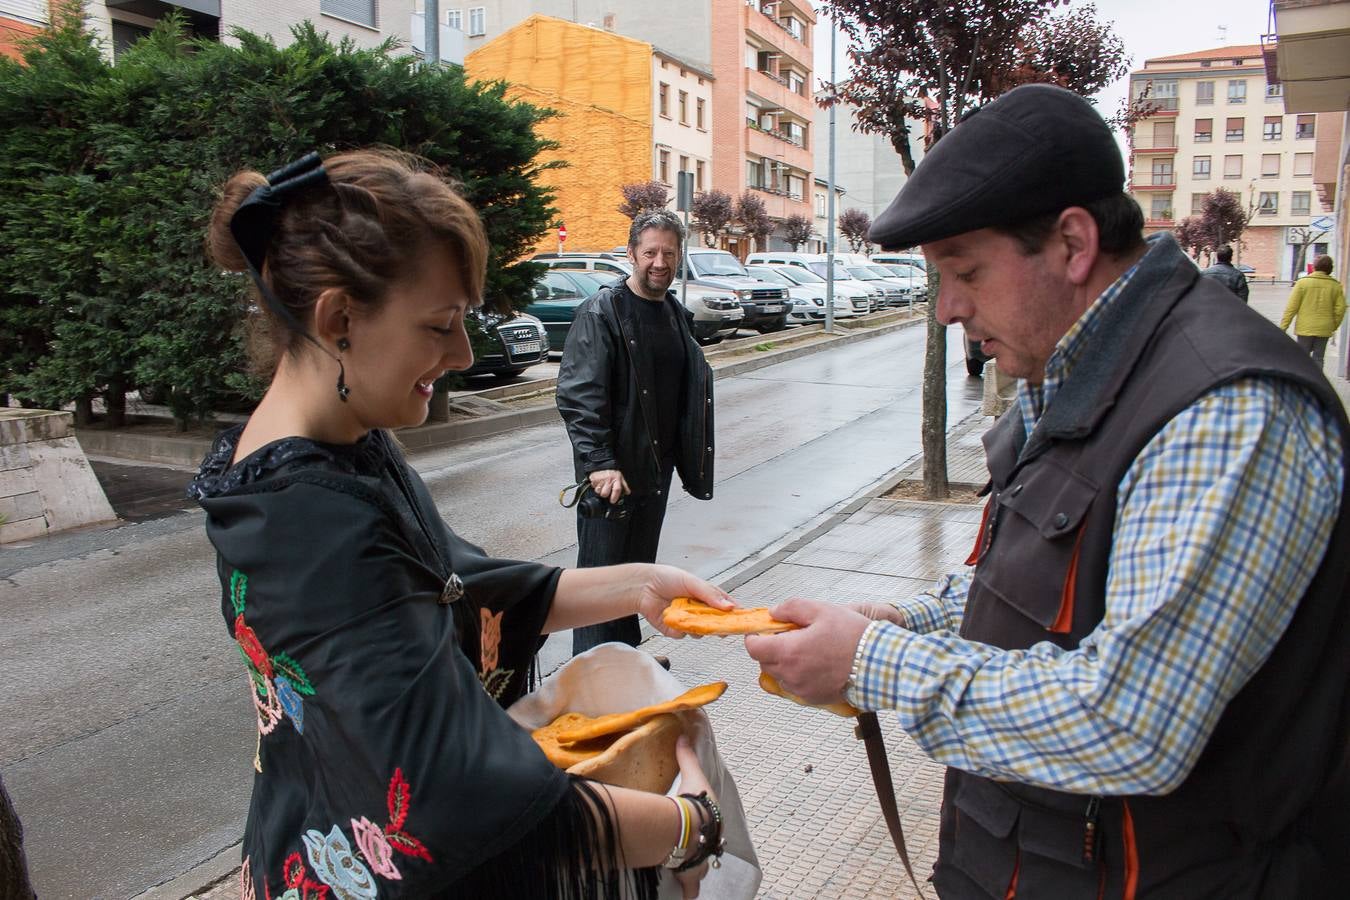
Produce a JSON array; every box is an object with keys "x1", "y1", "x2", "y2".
[
  {"x1": 272, "y1": 652, "x2": 315, "y2": 695},
  {"x1": 230, "y1": 570, "x2": 248, "y2": 615}
]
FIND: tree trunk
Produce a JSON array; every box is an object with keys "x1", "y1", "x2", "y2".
[
  {"x1": 74, "y1": 396, "x2": 94, "y2": 426},
  {"x1": 105, "y1": 378, "x2": 128, "y2": 428},
  {"x1": 921, "y1": 274, "x2": 949, "y2": 500}
]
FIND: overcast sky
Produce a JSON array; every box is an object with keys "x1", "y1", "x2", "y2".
[{"x1": 811, "y1": 0, "x2": 1274, "y2": 120}]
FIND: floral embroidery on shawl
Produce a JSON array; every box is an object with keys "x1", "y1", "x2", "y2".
[
  {"x1": 229, "y1": 570, "x2": 316, "y2": 767},
  {"x1": 477, "y1": 607, "x2": 515, "y2": 700},
  {"x1": 251, "y1": 769, "x2": 434, "y2": 900}
]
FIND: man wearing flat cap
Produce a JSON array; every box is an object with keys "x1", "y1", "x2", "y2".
[{"x1": 748, "y1": 84, "x2": 1350, "y2": 897}]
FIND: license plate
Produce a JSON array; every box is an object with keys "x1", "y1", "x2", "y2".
[
  {"x1": 509, "y1": 341, "x2": 541, "y2": 355},
  {"x1": 761, "y1": 304, "x2": 783, "y2": 312}
]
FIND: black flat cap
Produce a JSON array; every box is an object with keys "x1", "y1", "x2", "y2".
[{"x1": 869, "y1": 84, "x2": 1124, "y2": 250}]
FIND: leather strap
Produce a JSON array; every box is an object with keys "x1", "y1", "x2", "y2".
[{"x1": 855, "y1": 712, "x2": 927, "y2": 898}]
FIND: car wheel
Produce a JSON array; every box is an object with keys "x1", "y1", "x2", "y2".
[
  {"x1": 758, "y1": 319, "x2": 788, "y2": 334},
  {"x1": 966, "y1": 358, "x2": 986, "y2": 378}
]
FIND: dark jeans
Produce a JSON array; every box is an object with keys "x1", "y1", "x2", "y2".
[
  {"x1": 1296, "y1": 334, "x2": 1330, "y2": 366},
  {"x1": 572, "y1": 467, "x2": 673, "y2": 655}
]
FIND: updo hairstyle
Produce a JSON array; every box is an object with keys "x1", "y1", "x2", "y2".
[{"x1": 208, "y1": 149, "x2": 488, "y2": 371}]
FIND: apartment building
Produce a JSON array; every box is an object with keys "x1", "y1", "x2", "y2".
[
  {"x1": 3, "y1": 0, "x2": 434, "y2": 64},
  {"x1": 810, "y1": 176, "x2": 847, "y2": 253},
  {"x1": 454, "y1": 0, "x2": 816, "y2": 256},
  {"x1": 1128, "y1": 45, "x2": 1332, "y2": 278},
  {"x1": 465, "y1": 15, "x2": 711, "y2": 253}
]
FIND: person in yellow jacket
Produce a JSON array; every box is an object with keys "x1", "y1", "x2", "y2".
[{"x1": 1280, "y1": 255, "x2": 1347, "y2": 365}]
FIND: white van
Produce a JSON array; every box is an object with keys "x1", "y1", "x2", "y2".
[{"x1": 871, "y1": 252, "x2": 927, "y2": 273}]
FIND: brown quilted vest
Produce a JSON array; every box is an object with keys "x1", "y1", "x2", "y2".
[{"x1": 933, "y1": 236, "x2": 1350, "y2": 900}]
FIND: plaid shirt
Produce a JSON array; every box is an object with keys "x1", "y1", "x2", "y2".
[{"x1": 847, "y1": 260, "x2": 1345, "y2": 795}]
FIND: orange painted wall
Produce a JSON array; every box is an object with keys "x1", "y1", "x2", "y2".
[
  {"x1": 1, "y1": 16, "x2": 42, "y2": 61},
  {"x1": 465, "y1": 15, "x2": 652, "y2": 255}
]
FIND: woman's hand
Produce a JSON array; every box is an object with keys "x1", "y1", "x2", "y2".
[
  {"x1": 637, "y1": 565, "x2": 736, "y2": 638},
  {"x1": 672, "y1": 734, "x2": 715, "y2": 899}
]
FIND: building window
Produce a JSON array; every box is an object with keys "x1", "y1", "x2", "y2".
[
  {"x1": 1295, "y1": 114, "x2": 1316, "y2": 139},
  {"x1": 1194, "y1": 119, "x2": 1213, "y2": 142},
  {"x1": 1150, "y1": 79, "x2": 1179, "y2": 110},
  {"x1": 1291, "y1": 191, "x2": 1312, "y2": 215},
  {"x1": 679, "y1": 154, "x2": 689, "y2": 176},
  {"x1": 696, "y1": 97, "x2": 706, "y2": 130},
  {"x1": 1225, "y1": 117, "x2": 1244, "y2": 141},
  {"x1": 746, "y1": 160, "x2": 760, "y2": 189},
  {"x1": 1265, "y1": 83, "x2": 1283, "y2": 99},
  {"x1": 321, "y1": 0, "x2": 377, "y2": 28},
  {"x1": 1150, "y1": 195, "x2": 1173, "y2": 221},
  {"x1": 659, "y1": 150, "x2": 670, "y2": 184},
  {"x1": 678, "y1": 90, "x2": 688, "y2": 124},
  {"x1": 1257, "y1": 191, "x2": 1278, "y2": 215},
  {"x1": 1227, "y1": 79, "x2": 1246, "y2": 103},
  {"x1": 1151, "y1": 158, "x2": 1174, "y2": 185},
  {"x1": 1191, "y1": 192, "x2": 1208, "y2": 215},
  {"x1": 1152, "y1": 121, "x2": 1175, "y2": 147},
  {"x1": 467, "y1": 6, "x2": 484, "y2": 36},
  {"x1": 1196, "y1": 81, "x2": 1214, "y2": 104},
  {"x1": 788, "y1": 71, "x2": 805, "y2": 96},
  {"x1": 1193, "y1": 156, "x2": 1211, "y2": 179},
  {"x1": 1263, "y1": 116, "x2": 1282, "y2": 141},
  {"x1": 1261, "y1": 153, "x2": 1280, "y2": 177},
  {"x1": 696, "y1": 160, "x2": 705, "y2": 191},
  {"x1": 446, "y1": 8, "x2": 461, "y2": 29},
  {"x1": 659, "y1": 82, "x2": 670, "y2": 118},
  {"x1": 1294, "y1": 152, "x2": 1314, "y2": 176},
  {"x1": 1224, "y1": 155, "x2": 1243, "y2": 178}
]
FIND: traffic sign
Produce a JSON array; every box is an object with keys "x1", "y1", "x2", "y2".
[
  {"x1": 1310, "y1": 216, "x2": 1334, "y2": 232},
  {"x1": 558, "y1": 223, "x2": 567, "y2": 242}
]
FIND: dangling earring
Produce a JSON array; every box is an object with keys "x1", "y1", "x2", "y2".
[{"x1": 335, "y1": 337, "x2": 351, "y2": 402}]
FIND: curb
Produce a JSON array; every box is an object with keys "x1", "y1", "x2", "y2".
[{"x1": 74, "y1": 315, "x2": 925, "y2": 467}]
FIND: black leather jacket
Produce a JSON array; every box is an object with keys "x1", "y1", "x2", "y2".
[{"x1": 556, "y1": 280, "x2": 714, "y2": 500}]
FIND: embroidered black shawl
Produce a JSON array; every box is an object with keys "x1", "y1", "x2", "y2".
[{"x1": 191, "y1": 427, "x2": 657, "y2": 899}]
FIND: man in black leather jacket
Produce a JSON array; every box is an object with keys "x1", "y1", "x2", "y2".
[
  {"x1": 1200, "y1": 244, "x2": 1250, "y2": 302},
  {"x1": 555, "y1": 209, "x2": 716, "y2": 655}
]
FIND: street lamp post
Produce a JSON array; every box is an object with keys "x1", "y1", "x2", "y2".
[{"x1": 824, "y1": 9, "x2": 837, "y2": 334}]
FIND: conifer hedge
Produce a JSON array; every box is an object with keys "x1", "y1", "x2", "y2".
[{"x1": 0, "y1": 7, "x2": 557, "y2": 426}]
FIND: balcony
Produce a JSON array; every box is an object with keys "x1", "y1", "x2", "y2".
[
  {"x1": 1265, "y1": 0, "x2": 1350, "y2": 112},
  {"x1": 1132, "y1": 140, "x2": 1179, "y2": 154},
  {"x1": 747, "y1": 67, "x2": 813, "y2": 118},
  {"x1": 746, "y1": 124, "x2": 812, "y2": 170},
  {"x1": 1132, "y1": 180, "x2": 1177, "y2": 191},
  {"x1": 745, "y1": 3, "x2": 810, "y2": 70}
]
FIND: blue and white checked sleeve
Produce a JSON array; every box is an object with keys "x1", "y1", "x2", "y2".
[
  {"x1": 890, "y1": 571, "x2": 970, "y2": 634},
  {"x1": 845, "y1": 377, "x2": 1343, "y2": 794}
]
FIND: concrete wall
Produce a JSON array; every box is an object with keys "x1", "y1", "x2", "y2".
[{"x1": 0, "y1": 410, "x2": 116, "y2": 543}]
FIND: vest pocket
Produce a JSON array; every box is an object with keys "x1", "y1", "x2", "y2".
[
  {"x1": 969, "y1": 462, "x2": 1097, "y2": 634},
  {"x1": 951, "y1": 776, "x2": 1105, "y2": 897}
]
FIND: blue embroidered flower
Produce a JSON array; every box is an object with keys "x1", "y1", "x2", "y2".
[
  {"x1": 302, "y1": 826, "x2": 378, "y2": 900},
  {"x1": 275, "y1": 676, "x2": 304, "y2": 734}
]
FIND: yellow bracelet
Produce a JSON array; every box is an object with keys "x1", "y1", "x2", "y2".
[{"x1": 662, "y1": 796, "x2": 693, "y2": 869}]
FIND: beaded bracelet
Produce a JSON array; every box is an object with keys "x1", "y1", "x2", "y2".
[{"x1": 673, "y1": 791, "x2": 726, "y2": 872}]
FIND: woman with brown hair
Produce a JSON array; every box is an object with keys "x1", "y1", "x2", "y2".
[{"x1": 189, "y1": 150, "x2": 730, "y2": 899}]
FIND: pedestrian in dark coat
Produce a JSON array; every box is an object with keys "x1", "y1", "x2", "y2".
[
  {"x1": 556, "y1": 209, "x2": 715, "y2": 656},
  {"x1": 1200, "y1": 244, "x2": 1250, "y2": 302}
]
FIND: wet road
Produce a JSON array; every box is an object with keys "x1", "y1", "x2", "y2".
[{"x1": 0, "y1": 324, "x2": 982, "y2": 899}]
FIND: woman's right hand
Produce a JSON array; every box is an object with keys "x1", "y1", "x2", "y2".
[{"x1": 672, "y1": 734, "x2": 716, "y2": 899}]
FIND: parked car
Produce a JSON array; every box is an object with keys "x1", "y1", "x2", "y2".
[
  {"x1": 745, "y1": 264, "x2": 863, "y2": 320},
  {"x1": 524, "y1": 270, "x2": 604, "y2": 351},
  {"x1": 871, "y1": 252, "x2": 927, "y2": 273},
  {"x1": 454, "y1": 308, "x2": 549, "y2": 379},
  {"x1": 877, "y1": 262, "x2": 929, "y2": 291},
  {"x1": 844, "y1": 265, "x2": 909, "y2": 306},
  {"x1": 532, "y1": 253, "x2": 743, "y2": 344},
  {"x1": 745, "y1": 251, "x2": 884, "y2": 311},
  {"x1": 680, "y1": 248, "x2": 790, "y2": 332}
]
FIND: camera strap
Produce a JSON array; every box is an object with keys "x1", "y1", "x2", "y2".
[{"x1": 558, "y1": 482, "x2": 591, "y2": 509}]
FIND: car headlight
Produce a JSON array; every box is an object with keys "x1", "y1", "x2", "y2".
[{"x1": 737, "y1": 289, "x2": 754, "y2": 300}]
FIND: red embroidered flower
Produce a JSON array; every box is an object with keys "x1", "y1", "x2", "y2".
[{"x1": 235, "y1": 613, "x2": 274, "y2": 678}]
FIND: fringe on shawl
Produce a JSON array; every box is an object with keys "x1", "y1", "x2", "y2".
[{"x1": 440, "y1": 776, "x2": 661, "y2": 899}]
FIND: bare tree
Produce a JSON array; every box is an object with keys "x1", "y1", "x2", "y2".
[
  {"x1": 783, "y1": 214, "x2": 814, "y2": 250},
  {"x1": 1287, "y1": 225, "x2": 1330, "y2": 280},
  {"x1": 618, "y1": 181, "x2": 670, "y2": 219},
  {"x1": 692, "y1": 189, "x2": 734, "y2": 248},
  {"x1": 736, "y1": 192, "x2": 773, "y2": 252},
  {"x1": 821, "y1": 0, "x2": 1129, "y2": 498},
  {"x1": 838, "y1": 208, "x2": 873, "y2": 253}
]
